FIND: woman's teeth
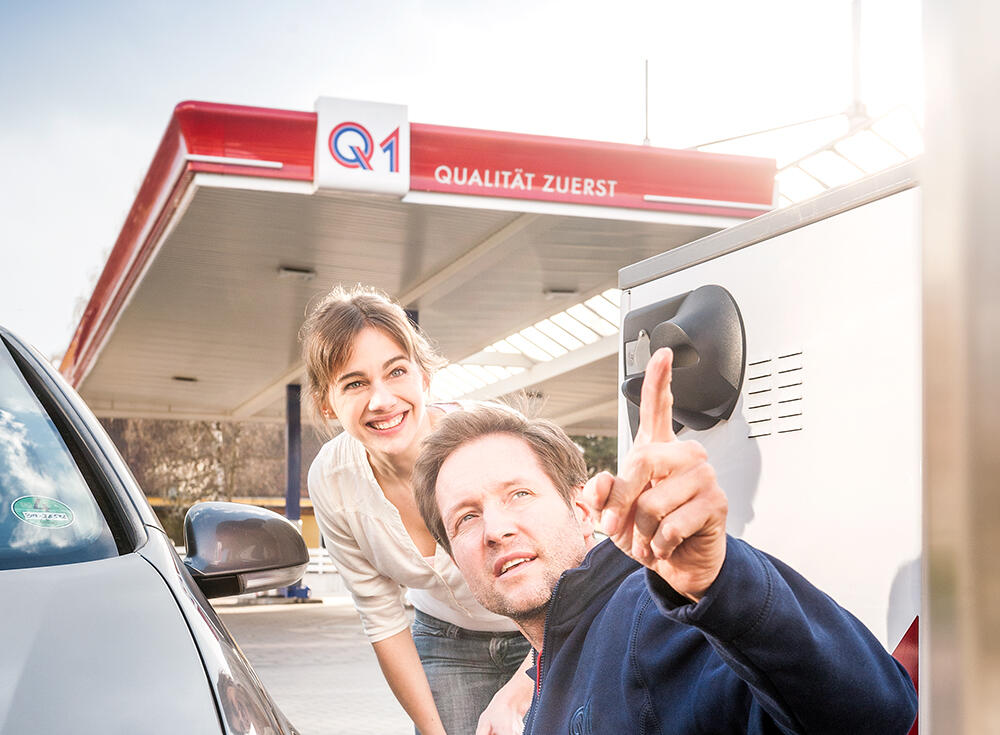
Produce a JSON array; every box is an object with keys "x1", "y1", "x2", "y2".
[{"x1": 370, "y1": 413, "x2": 405, "y2": 430}]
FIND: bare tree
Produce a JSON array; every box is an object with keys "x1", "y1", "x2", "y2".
[{"x1": 100, "y1": 418, "x2": 295, "y2": 541}]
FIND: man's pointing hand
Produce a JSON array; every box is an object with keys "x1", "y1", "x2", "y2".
[{"x1": 583, "y1": 348, "x2": 728, "y2": 601}]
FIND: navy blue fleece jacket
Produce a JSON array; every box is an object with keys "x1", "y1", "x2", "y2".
[{"x1": 523, "y1": 537, "x2": 916, "y2": 735}]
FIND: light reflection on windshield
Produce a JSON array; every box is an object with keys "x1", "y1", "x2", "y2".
[{"x1": 0, "y1": 343, "x2": 117, "y2": 570}]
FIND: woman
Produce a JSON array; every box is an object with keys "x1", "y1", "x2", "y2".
[{"x1": 300, "y1": 285, "x2": 533, "y2": 735}]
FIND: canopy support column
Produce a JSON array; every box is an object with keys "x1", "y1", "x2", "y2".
[
  {"x1": 282, "y1": 382, "x2": 310, "y2": 599},
  {"x1": 284, "y1": 383, "x2": 301, "y2": 522}
]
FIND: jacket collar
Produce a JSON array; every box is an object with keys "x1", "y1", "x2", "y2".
[{"x1": 544, "y1": 538, "x2": 640, "y2": 647}]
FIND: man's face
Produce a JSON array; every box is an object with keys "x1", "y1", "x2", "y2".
[{"x1": 435, "y1": 433, "x2": 593, "y2": 623}]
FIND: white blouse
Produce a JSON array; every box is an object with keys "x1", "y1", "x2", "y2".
[{"x1": 308, "y1": 430, "x2": 520, "y2": 643}]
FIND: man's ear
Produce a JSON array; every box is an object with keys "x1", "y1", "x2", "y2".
[{"x1": 572, "y1": 486, "x2": 597, "y2": 541}]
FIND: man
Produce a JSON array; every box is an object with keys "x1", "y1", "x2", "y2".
[{"x1": 413, "y1": 348, "x2": 917, "y2": 735}]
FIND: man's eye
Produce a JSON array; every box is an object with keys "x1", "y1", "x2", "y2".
[{"x1": 456, "y1": 512, "x2": 477, "y2": 529}]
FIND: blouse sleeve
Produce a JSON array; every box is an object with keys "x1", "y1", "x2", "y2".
[{"x1": 308, "y1": 454, "x2": 412, "y2": 643}]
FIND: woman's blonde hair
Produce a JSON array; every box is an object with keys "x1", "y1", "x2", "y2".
[{"x1": 299, "y1": 284, "x2": 447, "y2": 421}]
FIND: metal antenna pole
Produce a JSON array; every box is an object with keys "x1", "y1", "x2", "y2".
[
  {"x1": 643, "y1": 59, "x2": 651, "y2": 146},
  {"x1": 849, "y1": 0, "x2": 868, "y2": 124}
]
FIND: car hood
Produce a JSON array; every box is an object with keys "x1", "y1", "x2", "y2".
[{"x1": 0, "y1": 553, "x2": 221, "y2": 734}]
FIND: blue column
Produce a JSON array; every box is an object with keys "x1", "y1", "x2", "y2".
[
  {"x1": 284, "y1": 383, "x2": 301, "y2": 522},
  {"x1": 282, "y1": 383, "x2": 309, "y2": 599}
]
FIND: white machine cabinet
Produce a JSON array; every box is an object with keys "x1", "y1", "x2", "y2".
[{"x1": 618, "y1": 163, "x2": 920, "y2": 670}]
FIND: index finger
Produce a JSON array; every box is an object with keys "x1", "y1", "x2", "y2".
[{"x1": 636, "y1": 347, "x2": 676, "y2": 445}]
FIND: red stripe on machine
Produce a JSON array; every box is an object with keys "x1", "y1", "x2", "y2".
[{"x1": 892, "y1": 617, "x2": 919, "y2": 735}]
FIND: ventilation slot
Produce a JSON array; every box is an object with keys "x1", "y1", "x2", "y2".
[{"x1": 743, "y1": 351, "x2": 804, "y2": 438}]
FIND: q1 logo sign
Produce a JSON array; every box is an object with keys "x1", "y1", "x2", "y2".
[
  {"x1": 329, "y1": 122, "x2": 400, "y2": 172},
  {"x1": 314, "y1": 97, "x2": 409, "y2": 196}
]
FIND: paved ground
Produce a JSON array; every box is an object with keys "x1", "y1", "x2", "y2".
[{"x1": 217, "y1": 584, "x2": 412, "y2": 735}]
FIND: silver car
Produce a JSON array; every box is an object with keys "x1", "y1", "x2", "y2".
[{"x1": 0, "y1": 326, "x2": 308, "y2": 734}]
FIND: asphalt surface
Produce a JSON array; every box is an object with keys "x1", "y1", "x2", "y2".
[{"x1": 217, "y1": 593, "x2": 413, "y2": 735}]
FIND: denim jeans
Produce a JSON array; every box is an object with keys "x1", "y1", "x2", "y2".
[{"x1": 412, "y1": 609, "x2": 532, "y2": 735}]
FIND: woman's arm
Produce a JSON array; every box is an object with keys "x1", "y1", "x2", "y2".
[
  {"x1": 475, "y1": 651, "x2": 534, "y2": 735},
  {"x1": 372, "y1": 629, "x2": 448, "y2": 735}
]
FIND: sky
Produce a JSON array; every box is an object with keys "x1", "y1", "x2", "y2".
[{"x1": 0, "y1": 0, "x2": 922, "y2": 361}]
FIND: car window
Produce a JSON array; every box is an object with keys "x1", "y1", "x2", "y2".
[{"x1": 0, "y1": 341, "x2": 119, "y2": 570}]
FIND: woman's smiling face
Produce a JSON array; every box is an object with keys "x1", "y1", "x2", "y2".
[{"x1": 327, "y1": 327, "x2": 430, "y2": 457}]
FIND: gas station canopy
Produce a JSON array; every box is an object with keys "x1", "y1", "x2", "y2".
[{"x1": 61, "y1": 98, "x2": 775, "y2": 435}]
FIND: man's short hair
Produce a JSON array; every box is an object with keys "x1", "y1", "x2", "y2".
[{"x1": 413, "y1": 404, "x2": 588, "y2": 556}]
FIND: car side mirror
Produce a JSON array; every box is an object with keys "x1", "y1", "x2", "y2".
[{"x1": 182, "y1": 502, "x2": 309, "y2": 599}]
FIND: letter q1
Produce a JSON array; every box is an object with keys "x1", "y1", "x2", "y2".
[{"x1": 329, "y1": 122, "x2": 401, "y2": 172}]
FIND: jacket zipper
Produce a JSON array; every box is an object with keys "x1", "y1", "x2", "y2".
[
  {"x1": 524, "y1": 573, "x2": 565, "y2": 733},
  {"x1": 535, "y1": 648, "x2": 543, "y2": 695}
]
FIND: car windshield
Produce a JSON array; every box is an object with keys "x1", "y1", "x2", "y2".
[{"x1": 0, "y1": 341, "x2": 119, "y2": 570}]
